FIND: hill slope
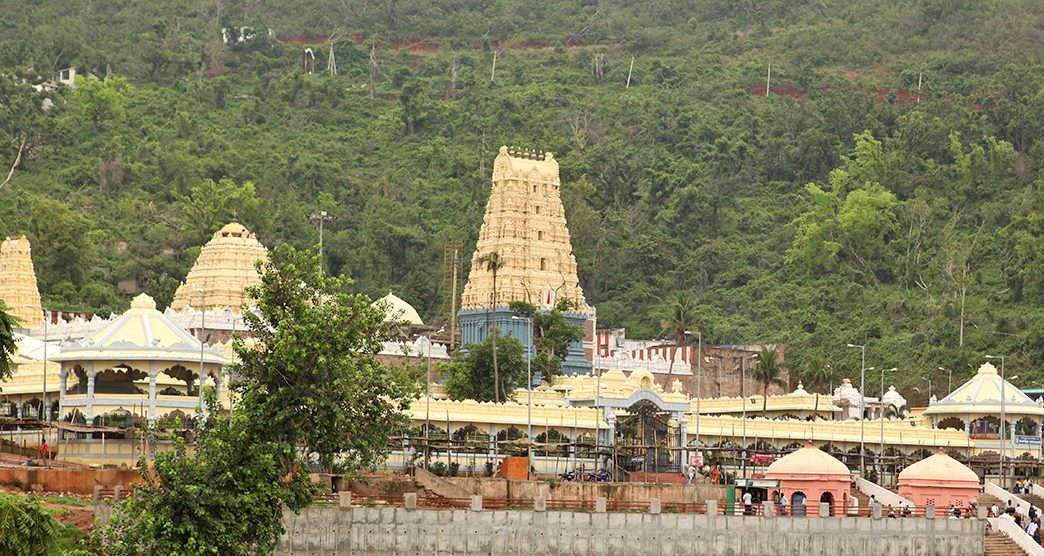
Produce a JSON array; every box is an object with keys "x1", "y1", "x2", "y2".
[{"x1": 1, "y1": 1, "x2": 1043, "y2": 397}]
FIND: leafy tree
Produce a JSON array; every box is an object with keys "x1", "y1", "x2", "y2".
[
  {"x1": 0, "y1": 492, "x2": 61, "y2": 556},
  {"x1": 96, "y1": 247, "x2": 413, "y2": 554},
  {"x1": 177, "y1": 178, "x2": 265, "y2": 245},
  {"x1": 508, "y1": 299, "x2": 585, "y2": 381},
  {"x1": 0, "y1": 303, "x2": 18, "y2": 383},
  {"x1": 787, "y1": 162, "x2": 900, "y2": 285},
  {"x1": 751, "y1": 345, "x2": 786, "y2": 413},
  {"x1": 658, "y1": 292, "x2": 704, "y2": 376},
  {"x1": 69, "y1": 76, "x2": 129, "y2": 131},
  {"x1": 477, "y1": 251, "x2": 504, "y2": 402},
  {"x1": 800, "y1": 355, "x2": 833, "y2": 420},
  {"x1": 444, "y1": 333, "x2": 526, "y2": 403}
]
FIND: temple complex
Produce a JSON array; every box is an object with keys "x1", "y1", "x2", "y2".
[
  {"x1": 459, "y1": 146, "x2": 592, "y2": 374},
  {"x1": 0, "y1": 235, "x2": 43, "y2": 329},
  {"x1": 170, "y1": 222, "x2": 269, "y2": 313}
]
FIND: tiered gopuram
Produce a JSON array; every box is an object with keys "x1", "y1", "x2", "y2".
[
  {"x1": 459, "y1": 146, "x2": 592, "y2": 374},
  {"x1": 171, "y1": 222, "x2": 269, "y2": 312},
  {"x1": 0, "y1": 236, "x2": 43, "y2": 328}
]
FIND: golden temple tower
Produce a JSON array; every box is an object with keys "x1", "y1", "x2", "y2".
[
  {"x1": 171, "y1": 222, "x2": 269, "y2": 312},
  {"x1": 460, "y1": 146, "x2": 587, "y2": 310},
  {"x1": 459, "y1": 146, "x2": 592, "y2": 374},
  {"x1": 0, "y1": 236, "x2": 43, "y2": 328}
]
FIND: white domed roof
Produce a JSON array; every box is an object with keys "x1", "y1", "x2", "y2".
[
  {"x1": 898, "y1": 450, "x2": 979, "y2": 484},
  {"x1": 766, "y1": 441, "x2": 851, "y2": 478},
  {"x1": 375, "y1": 292, "x2": 423, "y2": 326},
  {"x1": 924, "y1": 362, "x2": 1044, "y2": 416},
  {"x1": 53, "y1": 293, "x2": 227, "y2": 365}
]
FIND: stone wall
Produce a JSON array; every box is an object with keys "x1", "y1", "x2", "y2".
[{"x1": 273, "y1": 503, "x2": 984, "y2": 556}]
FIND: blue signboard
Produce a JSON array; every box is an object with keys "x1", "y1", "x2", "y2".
[{"x1": 1015, "y1": 435, "x2": 1041, "y2": 446}]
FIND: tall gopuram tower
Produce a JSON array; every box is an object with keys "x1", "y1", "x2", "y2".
[
  {"x1": 171, "y1": 222, "x2": 269, "y2": 312},
  {"x1": 0, "y1": 236, "x2": 43, "y2": 329},
  {"x1": 459, "y1": 146, "x2": 593, "y2": 375}
]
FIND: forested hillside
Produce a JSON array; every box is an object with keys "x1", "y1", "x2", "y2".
[{"x1": 1, "y1": 1, "x2": 1043, "y2": 396}]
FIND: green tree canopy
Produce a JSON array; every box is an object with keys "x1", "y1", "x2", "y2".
[
  {"x1": 96, "y1": 247, "x2": 413, "y2": 554},
  {"x1": 508, "y1": 299, "x2": 585, "y2": 381},
  {"x1": 444, "y1": 333, "x2": 526, "y2": 403}
]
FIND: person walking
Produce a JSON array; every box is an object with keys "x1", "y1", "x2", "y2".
[
  {"x1": 779, "y1": 492, "x2": 788, "y2": 516},
  {"x1": 742, "y1": 490, "x2": 753, "y2": 515},
  {"x1": 39, "y1": 439, "x2": 49, "y2": 468}
]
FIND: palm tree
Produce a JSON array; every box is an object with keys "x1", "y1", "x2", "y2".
[
  {"x1": 0, "y1": 303, "x2": 20, "y2": 382},
  {"x1": 478, "y1": 251, "x2": 504, "y2": 402},
  {"x1": 751, "y1": 345, "x2": 786, "y2": 413},
  {"x1": 802, "y1": 355, "x2": 833, "y2": 421},
  {"x1": 658, "y1": 292, "x2": 704, "y2": 377}
]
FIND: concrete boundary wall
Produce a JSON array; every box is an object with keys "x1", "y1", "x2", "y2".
[{"x1": 274, "y1": 505, "x2": 984, "y2": 556}]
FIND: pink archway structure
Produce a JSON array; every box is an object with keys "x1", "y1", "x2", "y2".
[
  {"x1": 898, "y1": 449, "x2": 980, "y2": 509},
  {"x1": 765, "y1": 441, "x2": 851, "y2": 516}
]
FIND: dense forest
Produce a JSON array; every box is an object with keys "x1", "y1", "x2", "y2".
[{"x1": 1, "y1": 1, "x2": 1043, "y2": 399}]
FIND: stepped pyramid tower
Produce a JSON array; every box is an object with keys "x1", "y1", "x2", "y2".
[
  {"x1": 171, "y1": 222, "x2": 269, "y2": 312},
  {"x1": 459, "y1": 146, "x2": 592, "y2": 375},
  {"x1": 0, "y1": 236, "x2": 43, "y2": 329}
]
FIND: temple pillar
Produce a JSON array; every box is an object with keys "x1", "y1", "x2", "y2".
[
  {"x1": 85, "y1": 365, "x2": 97, "y2": 421},
  {"x1": 604, "y1": 408, "x2": 616, "y2": 447},
  {"x1": 148, "y1": 363, "x2": 159, "y2": 423},
  {"x1": 58, "y1": 368, "x2": 68, "y2": 421}
]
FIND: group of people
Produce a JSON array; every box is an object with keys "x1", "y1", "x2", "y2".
[
  {"x1": 1014, "y1": 479, "x2": 1034, "y2": 495},
  {"x1": 990, "y1": 499, "x2": 1043, "y2": 544}
]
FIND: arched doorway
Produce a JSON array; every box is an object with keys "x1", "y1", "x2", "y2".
[
  {"x1": 820, "y1": 491, "x2": 835, "y2": 516},
  {"x1": 792, "y1": 491, "x2": 807, "y2": 517}
]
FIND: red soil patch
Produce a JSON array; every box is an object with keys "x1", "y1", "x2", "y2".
[
  {"x1": 472, "y1": 39, "x2": 500, "y2": 50},
  {"x1": 876, "y1": 87, "x2": 925, "y2": 105},
  {"x1": 405, "y1": 40, "x2": 440, "y2": 52},
  {"x1": 749, "y1": 84, "x2": 805, "y2": 98},
  {"x1": 513, "y1": 40, "x2": 550, "y2": 50}
]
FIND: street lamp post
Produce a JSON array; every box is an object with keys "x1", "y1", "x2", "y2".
[
  {"x1": 939, "y1": 367, "x2": 952, "y2": 395},
  {"x1": 878, "y1": 367, "x2": 897, "y2": 471},
  {"x1": 695, "y1": 331, "x2": 702, "y2": 452},
  {"x1": 23, "y1": 305, "x2": 49, "y2": 421},
  {"x1": 195, "y1": 290, "x2": 207, "y2": 416},
  {"x1": 512, "y1": 316, "x2": 534, "y2": 475},
  {"x1": 986, "y1": 355, "x2": 1007, "y2": 487},
  {"x1": 423, "y1": 328, "x2": 445, "y2": 470},
  {"x1": 309, "y1": 211, "x2": 334, "y2": 274},
  {"x1": 921, "y1": 376, "x2": 932, "y2": 401},
  {"x1": 847, "y1": 343, "x2": 867, "y2": 477},
  {"x1": 740, "y1": 353, "x2": 758, "y2": 479}
]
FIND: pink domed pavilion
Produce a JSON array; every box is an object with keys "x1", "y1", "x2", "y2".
[
  {"x1": 765, "y1": 441, "x2": 852, "y2": 516},
  {"x1": 897, "y1": 449, "x2": 980, "y2": 509}
]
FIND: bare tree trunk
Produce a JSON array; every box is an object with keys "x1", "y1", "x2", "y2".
[
  {"x1": 490, "y1": 50, "x2": 497, "y2": 81},
  {"x1": 491, "y1": 270, "x2": 500, "y2": 403},
  {"x1": 449, "y1": 50, "x2": 459, "y2": 99},
  {"x1": 369, "y1": 45, "x2": 378, "y2": 105},
  {"x1": 0, "y1": 135, "x2": 27, "y2": 191}
]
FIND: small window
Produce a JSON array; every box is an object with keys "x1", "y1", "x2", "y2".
[
  {"x1": 532, "y1": 184, "x2": 538, "y2": 193},
  {"x1": 535, "y1": 206, "x2": 541, "y2": 215},
  {"x1": 540, "y1": 258, "x2": 547, "y2": 271},
  {"x1": 537, "y1": 231, "x2": 544, "y2": 240}
]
